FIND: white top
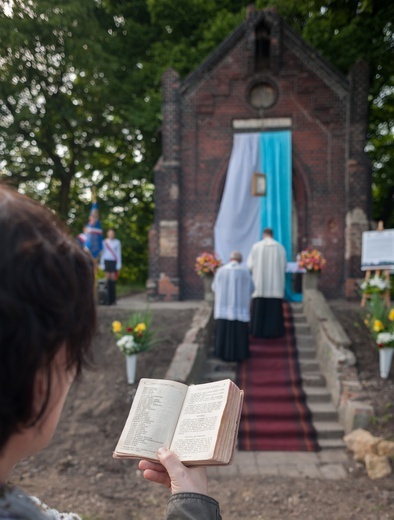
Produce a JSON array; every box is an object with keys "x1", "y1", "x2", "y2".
[
  {"x1": 100, "y1": 238, "x2": 122, "y2": 270},
  {"x1": 212, "y1": 261, "x2": 255, "y2": 322},
  {"x1": 246, "y1": 237, "x2": 287, "y2": 298}
]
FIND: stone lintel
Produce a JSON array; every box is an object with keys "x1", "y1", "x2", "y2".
[{"x1": 232, "y1": 118, "x2": 292, "y2": 130}]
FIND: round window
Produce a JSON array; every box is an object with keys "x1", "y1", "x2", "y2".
[{"x1": 249, "y1": 82, "x2": 277, "y2": 109}]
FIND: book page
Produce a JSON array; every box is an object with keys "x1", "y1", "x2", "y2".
[
  {"x1": 114, "y1": 379, "x2": 187, "y2": 460},
  {"x1": 170, "y1": 379, "x2": 230, "y2": 462}
]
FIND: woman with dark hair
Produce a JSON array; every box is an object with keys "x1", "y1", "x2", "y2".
[{"x1": 0, "y1": 185, "x2": 221, "y2": 520}]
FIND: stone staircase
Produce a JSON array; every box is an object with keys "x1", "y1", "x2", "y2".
[
  {"x1": 200, "y1": 302, "x2": 345, "y2": 450},
  {"x1": 292, "y1": 302, "x2": 345, "y2": 449}
]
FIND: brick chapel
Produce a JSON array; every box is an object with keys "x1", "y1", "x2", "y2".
[{"x1": 147, "y1": 7, "x2": 371, "y2": 301}]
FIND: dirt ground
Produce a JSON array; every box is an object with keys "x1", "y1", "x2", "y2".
[{"x1": 9, "y1": 301, "x2": 394, "y2": 520}]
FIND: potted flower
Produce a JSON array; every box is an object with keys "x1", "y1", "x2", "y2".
[
  {"x1": 195, "y1": 252, "x2": 222, "y2": 302},
  {"x1": 360, "y1": 275, "x2": 391, "y2": 295},
  {"x1": 364, "y1": 294, "x2": 394, "y2": 378},
  {"x1": 195, "y1": 252, "x2": 222, "y2": 277},
  {"x1": 298, "y1": 248, "x2": 327, "y2": 291},
  {"x1": 112, "y1": 309, "x2": 156, "y2": 384}
]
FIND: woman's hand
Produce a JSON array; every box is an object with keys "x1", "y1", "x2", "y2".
[{"x1": 138, "y1": 448, "x2": 208, "y2": 495}]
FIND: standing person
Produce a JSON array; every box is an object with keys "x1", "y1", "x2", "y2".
[
  {"x1": 247, "y1": 228, "x2": 287, "y2": 338},
  {"x1": 84, "y1": 202, "x2": 103, "y2": 262},
  {"x1": 100, "y1": 228, "x2": 122, "y2": 305},
  {"x1": 212, "y1": 251, "x2": 254, "y2": 362},
  {"x1": 0, "y1": 185, "x2": 222, "y2": 520}
]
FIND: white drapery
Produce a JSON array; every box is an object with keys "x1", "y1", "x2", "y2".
[{"x1": 214, "y1": 133, "x2": 261, "y2": 265}]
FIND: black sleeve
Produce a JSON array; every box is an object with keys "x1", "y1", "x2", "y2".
[{"x1": 166, "y1": 492, "x2": 222, "y2": 520}]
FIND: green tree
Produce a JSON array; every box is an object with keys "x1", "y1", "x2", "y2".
[{"x1": 0, "y1": 0, "x2": 111, "y2": 216}]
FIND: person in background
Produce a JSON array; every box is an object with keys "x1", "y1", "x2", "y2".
[
  {"x1": 212, "y1": 251, "x2": 254, "y2": 361},
  {"x1": 0, "y1": 185, "x2": 222, "y2": 520},
  {"x1": 100, "y1": 228, "x2": 122, "y2": 305},
  {"x1": 247, "y1": 228, "x2": 287, "y2": 338}
]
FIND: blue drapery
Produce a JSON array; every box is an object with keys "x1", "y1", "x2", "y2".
[{"x1": 260, "y1": 131, "x2": 302, "y2": 302}]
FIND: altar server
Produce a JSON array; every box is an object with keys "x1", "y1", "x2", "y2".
[
  {"x1": 212, "y1": 251, "x2": 254, "y2": 362},
  {"x1": 247, "y1": 228, "x2": 287, "y2": 338}
]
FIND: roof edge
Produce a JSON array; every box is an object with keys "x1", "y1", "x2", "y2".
[
  {"x1": 180, "y1": 20, "x2": 248, "y2": 94},
  {"x1": 281, "y1": 20, "x2": 349, "y2": 95},
  {"x1": 180, "y1": 10, "x2": 349, "y2": 97}
]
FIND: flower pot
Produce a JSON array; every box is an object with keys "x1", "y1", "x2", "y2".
[
  {"x1": 302, "y1": 271, "x2": 320, "y2": 292},
  {"x1": 379, "y1": 348, "x2": 393, "y2": 379},
  {"x1": 126, "y1": 354, "x2": 138, "y2": 384},
  {"x1": 202, "y1": 275, "x2": 214, "y2": 304}
]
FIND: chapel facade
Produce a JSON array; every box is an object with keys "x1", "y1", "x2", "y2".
[{"x1": 147, "y1": 7, "x2": 371, "y2": 301}]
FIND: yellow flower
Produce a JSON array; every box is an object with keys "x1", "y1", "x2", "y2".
[
  {"x1": 112, "y1": 321, "x2": 122, "y2": 333},
  {"x1": 364, "y1": 318, "x2": 369, "y2": 327},
  {"x1": 388, "y1": 309, "x2": 394, "y2": 321},
  {"x1": 134, "y1": 322, "x2": 147, "y2": 333},
  {"x1": 373, "y1": 320, "x2": 384, "y2": 332}
]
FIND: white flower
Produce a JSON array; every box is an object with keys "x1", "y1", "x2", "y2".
[
  {"x1": 117, "y1": 335, "x2": 139, "y2": 355},
  {"x1": 361, "y1": 276, "x2": 391, "y2": 291},
  {"x1": 376, "y1": 332, "x2": 394, "y2": 344}
]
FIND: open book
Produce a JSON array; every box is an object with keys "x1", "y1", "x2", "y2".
[{"x1": 113, "y1": 378, "x2": 244, "y2": 466}]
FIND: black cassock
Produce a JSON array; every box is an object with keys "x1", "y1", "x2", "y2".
[
  {"x1": 250, "y1": 297, "x2": 285, "y2": 338},
  {"x1": 214, "y1": 319, "x2": 250, "y2": 362}
]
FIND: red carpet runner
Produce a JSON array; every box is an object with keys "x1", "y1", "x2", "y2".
[{"x1": 237, "y1": 302, "x2": 320, "y2": 451}]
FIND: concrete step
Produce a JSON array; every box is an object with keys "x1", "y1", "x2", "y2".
[
  {"x1": 304, "y1": 386, "x2": 332, "y2": 403},
  {"x1": 302, "y1": 373, "x2": 326, "y2": 387},
  {"x1": 296, "y1": 331, "x2": 316, "y2": 345},
  {"x1": 318, "y1": 438, "x2": 346, "y2": 450},
  {"x1": 295, "y1": 323, "x2": 311, "y2": 334},
  {"x1": 314, "y1": 421, "x2": 344, "y2": 440},
  {"x1": 292, "y1": 314, "x2": 307, "y2": 324},
  {"x1": 297, "y1": 348, "x2": 317, "y2": 360},
  {"x1": 295, "y1": 338, "x2": 315, "y2": 350},
  {"x1": 299, "y1": 359, "x2": 320, "y2": 372},
  {"x1": 308, "y1": 402, "x2": 339, "y2": 422},
  {"x1": 290, "y1": 302, "x2": 304, "y2": 312}
]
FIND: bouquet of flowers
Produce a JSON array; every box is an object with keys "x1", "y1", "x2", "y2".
[
  {"x1": 298, "y1": 248, "x2": 327, "y2": 272},
  {"x1": 195, "y1": 252, "x2": 222, "y2": 277},
  {"x1": 112, "y1": 310, "x2": 156, "y2": 355},
  {"x1": 360, "y1": 275, "x2": 391, "y2": 295},
  {"x1": 364, "y1": 294, "x2": 394, "y2": 348}
]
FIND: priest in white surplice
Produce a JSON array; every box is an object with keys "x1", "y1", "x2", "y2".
[
  {"x1": 247, "y1": 228, "x2": 287, "y2": 338},
  {"x1": 212, "y1": 251, "x2": 254, "y2": 361}
]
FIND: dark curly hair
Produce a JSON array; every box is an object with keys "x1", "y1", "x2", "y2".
[{"x1": 0, "y1": 185, "x2": 96, "y2": 450}]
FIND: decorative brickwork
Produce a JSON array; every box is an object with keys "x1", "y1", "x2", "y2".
[{"x1": 149, "y1": 9, "x2": 371, "y2": 300}]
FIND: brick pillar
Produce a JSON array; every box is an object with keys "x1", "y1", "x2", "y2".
[
  {"x1": 147, "y1": 69, "x2": 181, "y2": 301},
  {"x1": 344, "y1": 59, "x2": 372, "y2": 297}
]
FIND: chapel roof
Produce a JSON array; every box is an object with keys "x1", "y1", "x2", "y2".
[{"x1": 180, "y1": 8, "x2": 349, "y2": 99}]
